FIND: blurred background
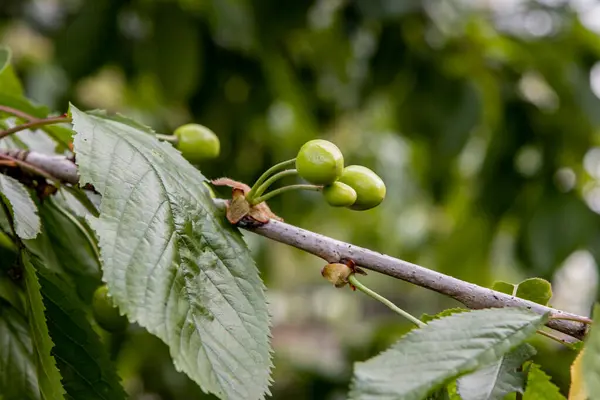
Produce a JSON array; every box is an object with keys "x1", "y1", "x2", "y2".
[{"x1": 2, "y1": 0, "x2": 600, "y2": 398}]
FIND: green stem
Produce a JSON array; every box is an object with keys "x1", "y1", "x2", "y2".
[
  {"x1": 250, "y1": 169, "x2": 298, "y2": 201},
  {"x1": 0, "y1": 116, "x2": 72, "y2": 140},
  {"x1": 348, "y1": 274, "x2": 426, "y2": 328},
  {"x1": 251, "y1": 184, "x2": 321, "y2": 205},
  {"x1": 536, "y1": 329, "x2": 577, "y2": 347},
  {"x1": 156, "y1": 133, "x2": 178, "y2": 144},
  {"x1": 0, "y1": 106, "x2": 74, "y2": 151},
  {"x1": 0, "y1": 105, "x2": 36, "y2": 121},
  {"x1": 246, "y1": 158, "x2": 296, "y2": 200},
  {"x1": 549, "y1": 315, "x2": 593, "y2": 325}
]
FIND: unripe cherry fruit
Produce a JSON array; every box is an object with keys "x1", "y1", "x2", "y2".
[
  {"x1": 338, "y1": 165, "x2": 386, "y2": 211},
  {"x1": 174, "y1": 123, "x2": 220, "y2": 164},
  {"x1": 92, "y1": 285, "x2": 128, "y2": 333},
  {"x1": 322, "y1": 181, "x2": 357, "y2": 207},
  {"x1": 295, "y1": 139, "x2": 344, "y2": 185}
]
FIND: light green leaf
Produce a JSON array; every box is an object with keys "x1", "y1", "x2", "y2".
[
  {"x1": 38, "y1": 268, "x2": 127, "y2": 400},
  {"x1": 0, "y1": 175, "x2": 40, "y2": 239},
  {"x1": 457, "y1": 343, "x2": 536, "y2": 400},
  {"x1": 70, "y1": 105, "x2": 272, "y2": 400},
  {"x1": 583, "y1": 304, "x2": 600, "y2": 400},
  {"x1": 492, "y1": 281, "x2": 515, "y2": 296},
  {"x1": 515, "y1": 278, "x2": 552, "y2": 306},
  {"x1": 0, "y1": 47, "x2": 24, "y2": 97},
  {"x1": 0, "y1": 303, "x2": 40, "y2": 400},
  {"x1": 522, "y1": 363, "x2": 565, "y2": 400},
  {"x1": 22, "y1": 252, "x2": 65, "y2": 400},
  {"x1": 420, "y1": 307, "x2": 468, "y2": 323},
  {"x1": 349, "y1": 308, "x2": 548, "y2": 400}
]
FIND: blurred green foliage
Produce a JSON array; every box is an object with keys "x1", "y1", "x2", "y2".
[{"x1": 3, "y1": 0, "x2": 600, "y2": 398}]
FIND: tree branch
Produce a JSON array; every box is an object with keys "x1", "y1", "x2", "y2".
[{"x1": 4, "y1": 150, "x2": 591, "y2": 339}]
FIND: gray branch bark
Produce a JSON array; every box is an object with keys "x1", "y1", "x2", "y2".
[{"x1": 6, "y1": 149, "x2": 590, "y2": 339}]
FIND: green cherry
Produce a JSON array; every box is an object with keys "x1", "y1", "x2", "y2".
[
  {"x1": 295, "y1": 139, "x2": 344, "y2": 185},
  {"x1": 174, "y1": 123, "x2": 220, "y2": 164},
  {"x1": 92, "y1": 285, "x2": 128, "y2": 333},
  {"x1": 338, "y1": 165, "x2": 386, "y2": 211},
  {"x1": 323, "y1": 181, "x2": 357, "y2": 207}
]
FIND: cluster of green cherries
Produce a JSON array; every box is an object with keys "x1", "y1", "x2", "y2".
[
  {"x1": 245, "y1": 139, "x2": 386, "y2": 210},
  {"x1": 157, "y1": 123, "x2": 386, "y2": 210}
]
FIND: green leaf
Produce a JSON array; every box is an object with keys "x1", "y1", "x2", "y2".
[
  {"x1": 583, "y1": 304, "x2": 600, "y2": 399},
  {"x1": 24, "y1": 200, "x2": 101, "y2": 303},
  {"x1": 420, "y1": 307, "x2": 468, "y2": 323},
  {"x1": 349, "y1": 308, "x2": 548, "y2": 400},
  {"x1": 492, "y1": 281, "x2": 515, "y2": 296},
  {"x1": 515, "y1": 278, "x2": 552, "y2": 306},
  {"x1": 70, "y1": 105, "x2": 272, "y2": 400},
  {"x1": 522, "y1": 363, "x2": 565, "y2": 400},
  {"x1": 0, "y1": 47, "x2": 9, "y2": 71},
  {"x1": 0, "y1": 47, "x2": 24, "y2": 97},
  {"x1": 37, "y1": 268, "x2": 127, "y2": 400},
  {"x1": 0, "y1": 271, "x2": 25, "y2": 314},
  {"x1": 0, "y1": 303, "x2": 40, "y2": 400},
  {"x1": 457, "y1": 343, "x2": 536, "y2": 400},
  {"x1": 0, "y1": 175, "x2": 40, "y2": 239},
  {"x1": 22, "y1": 252, "x2": 65, "y2": 400}
]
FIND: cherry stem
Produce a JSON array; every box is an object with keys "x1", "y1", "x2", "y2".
[
  {"x1": 0, "y1": 107, "x2": 72, "y2": 150},
  {"x1": 0, "y1": 116, "x2": 72, "y2": 141},
  {"x1": 549, "y1": 315, "x2": 593, "y2": 325},
  {"x1": 251, "y1": 184, "x2": 321, "y2": 205},
  {"x1": 156, "y1": 133, "x2": 178, "y2": 144},
  {"x1": 536, "y1": 329, "x2": 578, "y2": 347},
  {"x1": 347, "y1": 274, "x2": 426, "y2": 328},
  {"x1": 0, "y1": 105, "x2": 36, "y2": 121},
  {"x1": 250, "y1": 169, "x2": 298, "y2": 200},
  {"x1": 246, "y1": 158, "x2": 296, "y2": 200}
]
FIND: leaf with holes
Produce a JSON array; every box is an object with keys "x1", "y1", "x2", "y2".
[
  {"x1": 70, "y1": 105, "x2": 272, "y2": 400},
  {"x1": 349, "y1": 308, "x2": 548, "y2": 400},
  {"x1": 0, "y1": 175, "x2": 40, "y2": 239}
]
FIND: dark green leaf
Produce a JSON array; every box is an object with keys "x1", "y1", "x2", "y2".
[
  {"x1": 457, "y1": 343, "x2": 536, "y2": 400},
  {"x1": 38, "y1": 268, "x2": 127, "y2": 400},
  {"x1": 0, "y1": 175, "x2": 40, "y2": 239},
  {"x1": 71, "y1": 105, "x2": 272, "y2": 400},
  {"x1": 522, "y1": 363, "x2": 565, "y2": 400},
  {"x1": 515, "y1": 278, "x2": 552, "y2": 306},
  {"x1": 0, "y1": 303, "x2": 40, "y2": 400},
  {"x1": 0, "y1": 271, "x2": 25, "y2": 314},
  {"x1": 25, "y1": 200, "x2": 101, "y2": 303},
  {"x1": 22, "y1": 252, "x2": 65, "y2": 400},
  {"x1": 349, "y1": 308, "x2": 548, "y2": 400},
  {"x1": 583, "y1": 304, "x2": 600, "y2": 399}
]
